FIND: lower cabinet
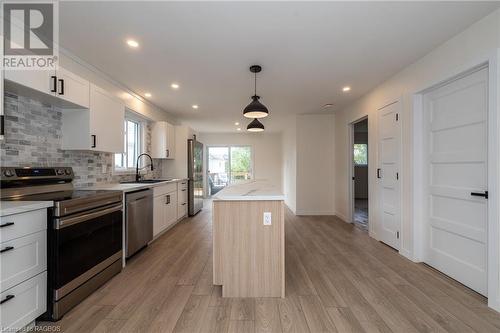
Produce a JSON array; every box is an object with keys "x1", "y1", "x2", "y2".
[
  {"x1": 177, "y1": 181, "x2": 188, "y2": 219},
  {"x1": 153, "y1": 186, "x2": 179, "y2": 237},
  {"x1": 0, "y1": 208, "x2": 47, "y2": 331}
]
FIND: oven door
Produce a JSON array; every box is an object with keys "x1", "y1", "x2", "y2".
[{"x1": 52, "y1": 203, "x2": 122, "y2": 300}]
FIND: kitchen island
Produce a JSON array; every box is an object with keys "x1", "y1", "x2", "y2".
[{"x1": 212, "y1": 180, "x2": 285, "y2": 298}]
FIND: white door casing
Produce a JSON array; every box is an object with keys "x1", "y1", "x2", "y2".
[
  {"x1": 423, "y1": 67, "x2": 488, "y2": 296},
  {"x1": 377, "y1": 101, "x2": 402, "y2": 250}
]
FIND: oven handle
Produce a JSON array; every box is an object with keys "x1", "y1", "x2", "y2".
[{"x1": 55, "y1": 203, "x2": 122, "y2": 229}]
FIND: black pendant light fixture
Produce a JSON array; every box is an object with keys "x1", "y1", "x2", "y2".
[
  {"x1": 243, "y1": 65, "x2": 269, "y2": 119},
  {"x1": 247, "y1": 118, "x2": 265, "y2": 132}
]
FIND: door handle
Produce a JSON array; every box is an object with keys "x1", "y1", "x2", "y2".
[
  {"x1": 165, "y1": 195, "x2": 170, "y2": 205},
  {"x1": 471, "y1": 191, "x2": 488, "y2": 199},
  {"x1": 166, "y1": 149, "x2": 169, "y2": 157},
  {"x1": 58, "y1": 79, "x2": 64, "y2": 95},
  {"x1": 50, "y1": 75, "x2": 57, "y2": 92},
  {"x1": 0, "y1": 295, "x2": 15, "y2": 305},
  {"x1": 91, "y1": 135, "x2": 96, "y2": 148},
  {"x1": 377, "y1": 168, "x2": 382, "y2": 179},
  {"x1": 0, "y1": 246, "x2": 14, "y2": 254}
]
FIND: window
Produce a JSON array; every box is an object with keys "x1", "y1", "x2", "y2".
[
  {"x1": 207, "y1": 146, "x2": 253, "y2": 195},
  {"x1": 353, "y1": 143, "x2": 368, "y2": 165},
  {"x1": 114, "y1": 117, "x2": 143, "y2": 171}
]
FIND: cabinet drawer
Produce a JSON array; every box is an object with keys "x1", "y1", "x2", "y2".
[
  {"x1": 179, "y1": 180, "x2": 188, "y2": 190},
  {"x1": 178, "y1": 188, "x2": 188, "y2": 205},
  {"x1": 153, "y1": 183, "x2": 178, "y2": 197},
  {"x1": 0, "y1": 272, "x2": 47, "y2": 331},
  {"x1": 0, "y1": 209, "x2": 47, "y2": 243},
  {"x1": 178, "y1": 202, "x2": 187, "y2": 219},
  {"x1": 1, "y1": 231, "x2": 47, "y2": 292}
]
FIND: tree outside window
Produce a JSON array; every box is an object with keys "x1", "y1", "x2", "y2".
[{"x1": 353, "y1": 144, "x2": 368, "y2": 165}]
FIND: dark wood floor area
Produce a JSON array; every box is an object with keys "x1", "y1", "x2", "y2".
[{"x1": 40, "y1": 204, "x2": 500, "y2": 332}]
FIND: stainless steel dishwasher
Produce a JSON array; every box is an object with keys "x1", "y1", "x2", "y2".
[{"x1": 125, "y1": 188, "x2": 153, "y2": 258}]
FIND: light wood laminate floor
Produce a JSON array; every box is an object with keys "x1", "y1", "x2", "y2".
[{"x1": 40, "y1": 203, "x2": 500, "y2": 332}]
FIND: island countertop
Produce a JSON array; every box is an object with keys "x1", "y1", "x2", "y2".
[{"x1": 213, "y1": 180, "x2": 284, "y2": 201}]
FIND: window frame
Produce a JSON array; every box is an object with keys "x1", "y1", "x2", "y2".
[{"x1": 113, "y1": 113, "x2": 146, "y2": 174}]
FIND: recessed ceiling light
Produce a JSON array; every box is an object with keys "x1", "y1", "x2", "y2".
[
  {"x1": 171, "y1": 83, "x2": 180, "y2": 90},
  {"x1": 237, "y1": 128, "x2": 241, "y2": 131},
  {"x1": 342, "y1": 86, "x2": 351, "y2": 92},
  {"x1": 126, "y1": 39, "x2": 139, "y2": 48},
  {"x1": 192, "y1": 105, "x2": 199, "y2": 109},
  {"x1": 323, "y1": 103, "x2": 333, "y2": 108},
  {"x1": 144, "y1": 92, "x2": 152, "y2": 98},
  {"x1": 235, "y1": 122, "x2": 240, "y2": 126}
]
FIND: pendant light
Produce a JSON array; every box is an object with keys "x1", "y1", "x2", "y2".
[
  {"x1": 243, "y1": 65, "x2": 269, "y2": 119},
  {"x1": 247, "y1": 118, "x2": 265, "y2": 132}
]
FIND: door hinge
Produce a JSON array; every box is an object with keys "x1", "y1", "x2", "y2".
[
  {"x1": 395, "y1": 113, "x2": 399, "y2": 121},
  {"x1": 396, "y1": 231, "x2": 400, "y2": 239}
]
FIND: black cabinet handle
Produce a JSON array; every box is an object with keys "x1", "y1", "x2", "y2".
[
  {"x1": 181, "y1": 189, "x2": 186, "y2": 192},
  {"x1": 166, "y1": 149, "x2": 169, "y2": 157},
  {"x1": 0, "y1": 115, "x2": 5, "y2": 136},
  {"x1": 0, "y1": 295, "x2": 14, "y2": 305},
  {"x1": 50, "y1": 75, "x2": 57, "y2": 92},
  {"x1": 165, "y1": 195, "x2": 171, "y2": 205},
  {"x1": 0, "y1": 222, "x2": 14, "y2": 228},
  {"x1": 471, "y1": 191, "x2": 488, "y2": 199},
  {"x1": 181, "y1": 203, "x2": 186, "y2": 206},
  {"x1": 0, "y1": 246, "x2": 14, "y2": 253},
  {"x1": 91, "y1": 135, "x2": 96, "y2": 148},
  {"x1": 377, "y1": 168, "x2": 382, "y2": 179},
  {"x1": 58, "y1": 79, "x2": 64, "y2": 95}
]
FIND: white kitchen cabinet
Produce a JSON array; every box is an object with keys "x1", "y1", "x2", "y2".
[
  {"x1": 0, "y1": 208, "x2": 47, "y2": 332},
  {"x1": 151, "y1": 121, "x2": 176, "y2": 159},
  {"x1": 177, "y1": 180, "x2": 188, "y2": 219},
  {"x1": 153, "y1": 183, "x2": 181, "y2": 238},
  {"x1": 55, "y1": 67, "x2": 90, "y2": 108},
  {"x1": 61, "y1": 83, "x2": 125, "y2": 153},
  {"x1": 1, "y1": 69, "x2": 4, "y2": 140},
  {"x1": 4, "y1": 67, "x2": 89, "y2": 108}
]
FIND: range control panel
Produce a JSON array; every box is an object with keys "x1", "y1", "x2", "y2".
[{"x1": 0, "y1": 167, "x2": 74, "y2": 181}]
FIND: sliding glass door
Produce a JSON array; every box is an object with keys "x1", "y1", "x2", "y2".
[{"x1": 207, "y1": 146, "x2": 253, "y2": 196}]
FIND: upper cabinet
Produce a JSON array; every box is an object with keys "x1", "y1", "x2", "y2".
[
  {"x1": 61, "y1": 84, "x2": 124, "y2": 153},
  {"x1": 151, "y1": 121, "x2": 176, "y2": 159},
  {"x1": 4, "y1": 67, "x2": 89, "y2": 108}
]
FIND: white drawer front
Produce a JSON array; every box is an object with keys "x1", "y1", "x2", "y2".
[
  {"x1": 178, "y1": 187, "x2": 188, "y2": 204},
  {"x1": 0, "y1": 272, "x2": 47, "y2": 331},
  {"x1": 153, "y1": 182, "x2": 178, "y2": 197},
  {"x1": 178, "y1": 202, "x2": 187, "y2": 219},
  {"x1": 1, "y1": 231, "x2": 47, "y2": 292},
  {"x1": 0, "y1": 209, "x2": 47, "y2": 243},
  {"x1": 179, "y1": 180, "x2": 188, "y2": 190}
]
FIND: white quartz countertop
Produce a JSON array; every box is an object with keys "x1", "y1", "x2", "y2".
[
  {"x1": 85, "y1": 178, "x2": 188, "y2": 193},
  {"x1": 0, "y1": 201, "x2": 53, "y2": 216},
  {"x1": 213, "y1": 180, "x2": 284, "y2": 201}
]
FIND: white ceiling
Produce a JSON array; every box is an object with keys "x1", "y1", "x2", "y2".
[{"x1": 59, "y1": 1, "x2": 499, "y2": 133}]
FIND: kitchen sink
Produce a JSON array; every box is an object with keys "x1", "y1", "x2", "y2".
[{"x1": 120, "y1": 179, "x2": 173, "y2": 184}]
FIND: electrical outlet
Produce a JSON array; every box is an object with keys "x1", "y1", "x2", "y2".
[{"x1": 263, "y1": 212, "x2": 272, "y2": 225}]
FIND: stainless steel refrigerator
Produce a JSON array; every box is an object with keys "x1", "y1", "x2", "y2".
[{"x1": 188, "y1": 138, "x2": 204, "y2": 216}]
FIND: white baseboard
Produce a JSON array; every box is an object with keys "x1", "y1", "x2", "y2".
[
  {"x1": 334, "y1": 212, "x2": 350, "y2": 223},
  {"x1": 295, "y1": 210, "x2": 336, "y2": 216}
]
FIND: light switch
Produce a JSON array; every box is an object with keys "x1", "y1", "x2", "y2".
[{"x1": 263, "y1": 212, "x2": 272, "y2": 225}]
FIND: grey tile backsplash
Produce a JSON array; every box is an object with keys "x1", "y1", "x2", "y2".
[{"x1": 1, "y1": 92, "x2": 164, "y2": 188}]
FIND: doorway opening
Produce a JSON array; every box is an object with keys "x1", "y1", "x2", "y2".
[{"x1": 351, "y1": 118, "x2": 369, "y2": 232}]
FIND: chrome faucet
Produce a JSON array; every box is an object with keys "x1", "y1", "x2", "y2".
[{"x1": 136, "y1": 153, "x2": 154, "y2": 182}]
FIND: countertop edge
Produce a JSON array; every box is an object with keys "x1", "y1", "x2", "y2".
[
  {"x1": 84, "y1": 178, "x2": 189, "y2": 193},
  {"x1": 1, "y1": 201, "x2": 53, "y2": 216}
]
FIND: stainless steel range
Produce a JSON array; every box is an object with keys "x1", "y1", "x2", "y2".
[{"x1": 1, "y1": 167, "x2": 123, "y2": 321}]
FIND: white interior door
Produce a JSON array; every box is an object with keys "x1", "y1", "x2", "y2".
[
  {"x1": 423, "y1": 67, "x2": 488, "y2": 296},
  {"x1": 377, "y1": 102, "x2": 401, "y2": 250}
]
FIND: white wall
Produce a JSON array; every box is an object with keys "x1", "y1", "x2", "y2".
[
  {"x1": 296, "y1": 114, "x2": 335, "y2": 215},
  {"x1": 334, "y1": 9, "x2": 500, "y2": 309},
  {"x1": 282, "y1": 117, "x2": 297, "y2": 213},
  {"x1": 197, "y1": 132, "x2": 283, "y2": 191}
]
